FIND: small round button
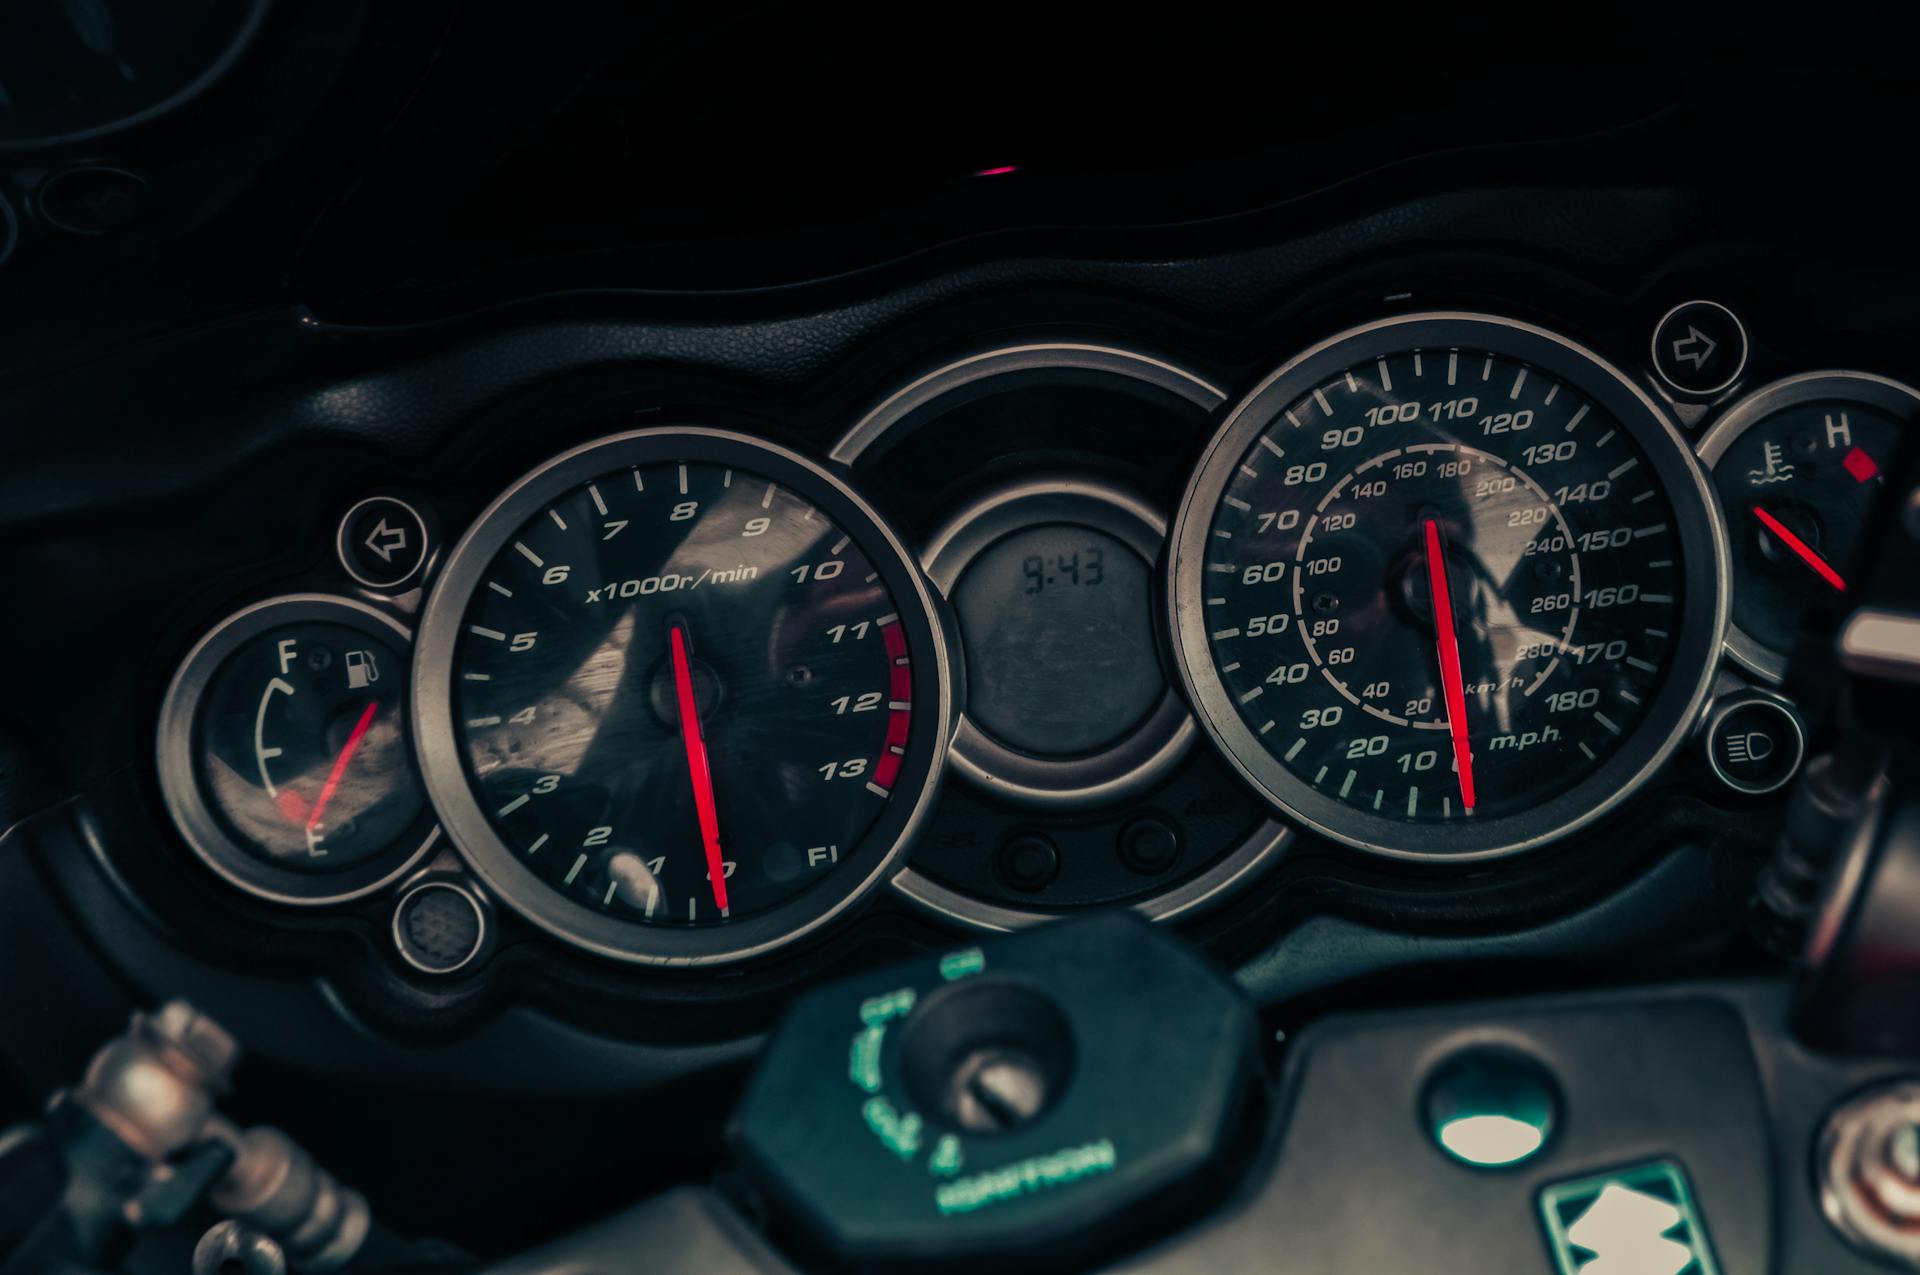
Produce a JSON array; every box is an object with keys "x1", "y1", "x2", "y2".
[
  {"x1": 392, "y1": 880, "x2": 487, "y2": 975},
  {"x1": 996, "y1": 834, "x2": 1060, "y2": 892},
  {"x1": 336, "y1": 496, "x2": 428, "y2": 590},
  {"x1": 1423, "y1": 1047, "x2": 1559, "y2": 1169},
  {"x1": 1118, "y1": 817, "x2": 1181, "y2": 875},
  {"x1": 1651, "y1": 299, "x2": 1749, "y2": 398},
  {"x1": 1704, "y1": 695, "x2": 1806, "y2": 795}
]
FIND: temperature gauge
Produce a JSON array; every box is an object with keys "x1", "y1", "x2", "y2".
[
  {"x1": 1699, "y1": 372, "x2": 1919, "y2": 680},
  {"x1": 158, "y1": 596, "x2": 439, "y2": 905}
]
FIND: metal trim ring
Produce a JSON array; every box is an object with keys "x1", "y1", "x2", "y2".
[
  {"x1": 1167, "y1": 312, "x2": 1731, "y2": 862},
  {"x1": 921, "y1": 475, "x2": 1195, "y2": 810},
  {"x1": 412, "y1": 427, "x2": 953, "y2": 967},
  {"x1": 334, "y1": 495, "x2": 429, "y2": 592},
  {"x1": 832, "y1": 341, "x2": 1292, "y2": 931},
  {"x1": 1694, "y1": 370, "x2": 1920, "y2": 683},
  {"x1": 830, "y1": 342, "x2": 1225, "y2": 467},
  {"x1": 155, "y1": 594, "x2": 441, "y2": 906},
  {"x1": 391, "y1": 878, "x2": 491, "y2": 976}
]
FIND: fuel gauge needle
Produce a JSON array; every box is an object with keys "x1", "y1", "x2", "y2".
[
  {"x1": 1423, "y1": 519, "x2": 1478, "y2": 813},
  {"x1": 1753, "y1": 505, "x2": 1847, "y2": 593},
  {"x1": 307, "y1": 701, "x2": 379, "y2": 834},
  {"x1": 669, "y1": 624, "x2": 729, "y2": 913}
]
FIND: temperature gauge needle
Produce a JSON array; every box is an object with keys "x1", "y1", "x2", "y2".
[
  {"x1": 307, "y1": 701, "x2": 379, "y2": 833},
  {"x1": 1753, "y1": 505, "x2": 1847, "y2": 593},
  {"x1": 1422, "y1": 519, "x2": 1478, "y2": 813},
  {"x1": 669, "y1": 624, "x2": 729, "y2": 913}
]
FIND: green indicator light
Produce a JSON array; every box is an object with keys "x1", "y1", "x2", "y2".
[
  {"x1": 862, "y1": 1097, "x2": 923, "y2": 1160},
  {"x1": 934, "y1": 1139, "x2": 1117, "y2": 1216},
  {"x1": 1422, "y1": 1047, "x2": 1558, "y2": 1170},
  {"x1": 848, "y1": 1026, "x2": 885, "y2": 1095},
  {"x1": 939, "y1": 948, "x2": 986, "y2": 981},
  {"x1": 859, "y1": 987, "x2": 916, "y2": 1028},
  {"x1": 1539, "y1": 1159, "x2": 1721, "y2": 1275},
  {"x1": 929, "y1": 1134, "x2": 964, "y2": 1178}
]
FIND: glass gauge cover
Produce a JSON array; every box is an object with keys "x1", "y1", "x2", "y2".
[
  {"x1": 413, "y1": 427, "x2": 951, "y2": 966},
  {"x1": 1168, "y1": 314, "x2": 1727, "y2": 860},
  {"x1": 157, "y1": 597, "x2": 439, "y2": 905},
  {"x1": 1697, "y1": 371, "x2": 1919, "y2": 681}
]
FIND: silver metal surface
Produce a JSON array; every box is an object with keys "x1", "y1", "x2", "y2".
[
  {"x1": 1167, "y1": 312, "x2": 1731, "y2": 862},
  {"x1": 76, "y1": 1002, "x2": 236, "y2": 1163},
  {"x1": 155, "y1": 595, "x2": 441, "y2": 906},
  {"x1": 193, "y1": 1222, "x2": 288, "y2": 1275},
  {"x1": 919, "y1": 476, "x2": 1193, "y2": 810},
  {"x1": 412, "y1": 427, "x2": 953, "y2": 966},
  {"x1": 1839, "y1": 609, "x2": 1920, "y2": 685},
  {"x1": 1818, "y1": 1080, "x2": 1920, "y2": 1268},
  {"x1": 830, "y1": 342, "x2": 1225, "y2": 467},
  {"x1": 1695, "y1": 370, "x2": 1920, "y2": 681},
  {"x1": 208, "y1": 1122, "x2": 371, "y2": 1272}
]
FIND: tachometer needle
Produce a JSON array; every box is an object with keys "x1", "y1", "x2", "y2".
[
  {"x1": 1753, "y1": 505, "x2": 1846, "y2": 593},
  {"x1": 669, "y1": 624, "x2": 729, "y2": 913},
  {"x1": 1422, "y1": 519, "x2": 1477, "y2": 813},
  {"x1": 307, "y1": 701, "x2": 379, "y2": 833}
]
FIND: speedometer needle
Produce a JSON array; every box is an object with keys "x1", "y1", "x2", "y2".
[
  {"x1": 1422, "y1": 519, "x2": 1477, "y2": 814},
  {"x1": 307, "y1": 701, "x2": 379, "y2": 833},
  {"x1": 1753, "y1": 505, "x2": 1847, "y2": 593},
  {"x1": 669, "y1": 624, "x2": 729, "y2": 913}
]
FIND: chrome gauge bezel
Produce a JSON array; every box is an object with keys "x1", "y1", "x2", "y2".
[
  {"x1": 833, "y1": 341, "x2": 1293, "y2": 930},
  {"x1": 919, "y1": 475, "x2": 1195, "y2": 810},
  {"x1": 1167, "y1": 313, "x2": 1730, "y2": 862},
  {"x1": 1695, "y1": 370, "x2": 1920, "y2": 683},
  {"x1": 412, "y1": 427, "x2": 953, "y2": 967},
  {"x1": 156, "y1": 594, "x2": 442, "y2": 906}
]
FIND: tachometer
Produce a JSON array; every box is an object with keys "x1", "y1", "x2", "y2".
[
  {"x1": 1168, "y1": 314, "x2": 1727, "y2": 859},
  {"x1": 413, "y1": 428, "x2": 951, "y2": 965}
]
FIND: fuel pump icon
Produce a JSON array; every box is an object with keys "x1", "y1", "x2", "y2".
[{"x1": 344, "y1": 650, "x2": 379, "y2": 690}]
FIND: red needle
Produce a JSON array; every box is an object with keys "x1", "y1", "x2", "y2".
[
  {"x1": 669, "y1": 624, "x2": 729, "y2": 913},
  {"x1": 1423, "y1": 519, "x2": 1478, "y2": 813},
  {"x1": 1753, "y1": 505, "x2": 1847, "y2": 593},
  {"x1": 307, "y1": 701, "x2": 379, "y2": 832}
]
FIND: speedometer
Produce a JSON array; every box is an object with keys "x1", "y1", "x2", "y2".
[
  {"x1": 413, "y1": 427, "x2": 950, "y2": 965},
  {"x1": 1168, "y1": 314, "x2": 1727, "y2": 860}
]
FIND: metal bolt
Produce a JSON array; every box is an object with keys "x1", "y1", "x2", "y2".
[
  {"x1": 151, "y1": 1001, "x2": 241, "y2": 1085},
  {"x1": 1892, "y1": 1124, "x2": 1920, "y2": 1184},
  {"x1": 192, "y1": 1221, "x2": 287, "y2": 1275}
]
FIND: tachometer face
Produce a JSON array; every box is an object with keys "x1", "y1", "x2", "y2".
[
  {"x1": 1169, "y1": 314, "x2": 1727, "y2": 859},
  {"x1": 414, "y1": 428, "x2": 950, "y2": 965}
]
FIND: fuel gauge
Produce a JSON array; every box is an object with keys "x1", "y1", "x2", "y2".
[
  {"x1": 1699, "y1": 372, "x2": 1920, "y2": 680},
  {"x1": 158, "y1": 596, "x2": 439, "y2": 904}
]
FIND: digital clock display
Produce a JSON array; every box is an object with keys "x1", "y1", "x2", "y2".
[{"x1": 949, "y1": 524, "x2": 1162, "y2": 757}]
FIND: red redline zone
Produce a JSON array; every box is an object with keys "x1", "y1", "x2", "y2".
[{"x1": 874, "y1": 622, "x2": 911, "y2": 791}]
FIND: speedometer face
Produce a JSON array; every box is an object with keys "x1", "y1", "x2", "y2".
[
  {"x1": 1169, "y1": 314, "x2": 1727, "y2": 859},
  {"x1": 414, "y1": 428, "x2": 950, "y2": 965}
]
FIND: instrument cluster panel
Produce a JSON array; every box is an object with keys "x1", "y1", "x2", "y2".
[{"x1": 125, "y1": 280, "x2": 1915, "y2": 1038}]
